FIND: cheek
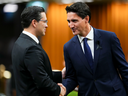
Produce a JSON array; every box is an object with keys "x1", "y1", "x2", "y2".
[
  {"x1": 79, "y1": 22, "x2": 85, "y2": 29},
  {"x1": 75, "y1": 23, "x2": 82, "y2": 29},
  {"x1": 42, "y1": 24, "x2": 46, "y2": 28}
]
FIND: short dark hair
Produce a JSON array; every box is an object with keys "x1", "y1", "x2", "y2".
[
  {"x1": 21, "y1": 6, "x2": 45, "y2": 28},
  {"x1": 65, "y1": 2, "x2": 91, "y2": 23}
]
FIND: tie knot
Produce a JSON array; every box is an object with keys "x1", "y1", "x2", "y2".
[{"x1": 84, "y1": 38, "x2": 88, "y2": 42}]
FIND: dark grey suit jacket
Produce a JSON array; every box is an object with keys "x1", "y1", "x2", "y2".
[{"x1": 12, "y1": 33, "x2": 62, "y2": 96}]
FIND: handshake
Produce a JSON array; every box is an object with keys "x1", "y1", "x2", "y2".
[
  {"x1": 58, "y1": 67, "x2": 66, "y2": 96},
  {"x1": 58, "y1": 83, "x2": 66, "y2": 96}
]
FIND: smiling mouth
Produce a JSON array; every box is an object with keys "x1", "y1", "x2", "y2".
[{"x1": 71, "y1": 28, "x2": 76, "y2": 33}]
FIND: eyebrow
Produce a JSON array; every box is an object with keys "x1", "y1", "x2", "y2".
[{"x1": 67, "y1": 19, "x2": 78, "y2": 22}]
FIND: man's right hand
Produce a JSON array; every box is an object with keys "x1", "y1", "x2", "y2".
[{"x1": 58, "y1": 83, "x2": 66, "y2": 96}]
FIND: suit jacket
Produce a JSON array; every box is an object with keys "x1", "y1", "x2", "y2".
[
  {"x1": 12, "y1": 33, "x2": 62, "y2": 96},
  {"x1": 63, "y1": 28, "x2": 128, "y2": 96}
]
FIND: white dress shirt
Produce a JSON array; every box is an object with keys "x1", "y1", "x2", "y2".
[
  {"x1": 77, "y1": 26, "x2": 94, "y2": 59},
  {"x1": 22, "y1": 31, "x2": 39, "y2": 44}
]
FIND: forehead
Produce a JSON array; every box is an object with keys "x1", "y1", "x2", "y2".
[
  {"x1": 67, "y1": 12, "x2": 81, "y2": 20},
  {"x1": 40, "y1": 12, "x2": 47, "y2": 19}
]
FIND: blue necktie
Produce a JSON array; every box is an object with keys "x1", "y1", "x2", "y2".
[
  {"x1": 84, "y1": 38, "x2": 99, "y2": 95},
  {"x1": 83, "y1": 38, "x2": 94, "y2": 70}
]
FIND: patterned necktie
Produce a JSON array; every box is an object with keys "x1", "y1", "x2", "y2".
[{"x1": 83, "y1": 38, "x2": 94, "y2": 70}]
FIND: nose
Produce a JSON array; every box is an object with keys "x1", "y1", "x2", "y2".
[
  {"x1": 68, "y1": 22, "x2": 74, "y2": 28},
  {"x1": 45, "y1": 23, "x2": 48, "y2": 28}
]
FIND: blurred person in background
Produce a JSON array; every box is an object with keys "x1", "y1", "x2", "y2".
[
  {"x1": 63, "y1": 2, "x2": 128, "y2": 96},
  {"x1": 12, "y1": 6, "x2": 66, "y2": 96}
]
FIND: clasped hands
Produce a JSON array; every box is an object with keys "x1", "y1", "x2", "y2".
[
  {"x1": 58, "y1": 83, "x2": 66, "y2": 96},
  {"x1": 58, "y1": 67, "x2": 66, "y2": 96}
]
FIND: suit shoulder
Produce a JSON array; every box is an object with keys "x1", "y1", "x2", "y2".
[
  {"x1": 17, "y1": 36, "x2": 36, "y2": 46},
  {"x1": 13, "y1": 36, "x2": 38, "y2": 52},
  {"x1": 95, "y1": 28, "x2": 115, "y2": 35},
  {"x1": 95, "y1": 28, "x2": 116, "y2": 38}
]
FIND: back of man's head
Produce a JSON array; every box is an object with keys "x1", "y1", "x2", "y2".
[{"x1": 21, "y1": 6, "x2": 45, "y2": 28}]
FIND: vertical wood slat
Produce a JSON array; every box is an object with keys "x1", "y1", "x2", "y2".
[{"x1": 41, "y1": 3, "x2": 73, "y2": 70}]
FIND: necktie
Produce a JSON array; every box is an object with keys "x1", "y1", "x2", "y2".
[
  {"x1": 84, "y1": 39, "x2": 99, "y2": 95},
  {"x1": 83, "y1": 38, "x2": 94, "y2": 70}
]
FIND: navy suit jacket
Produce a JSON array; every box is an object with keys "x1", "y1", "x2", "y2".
[
  {"x1": 12, "y1": 33, "x2": 62, "y2": 96},
  {"x1": 63, "y1": 28, "x2": 128, "y2": 96}
]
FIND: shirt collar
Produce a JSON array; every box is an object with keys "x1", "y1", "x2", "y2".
[
  {"x1": 22, "y1": 31, "x2": 39, "y2": 44},
  {"x1": 77, "y1": 26, "x2": 94, "y2": 43}
]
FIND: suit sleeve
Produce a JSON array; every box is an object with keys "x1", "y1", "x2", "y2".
[
  {"x1": 52, "y1": 71, "x2": 62, "y2": 83},
  {"x1": 111, "y1": 32, "x2": 128, "y2": 92},
  {"x1": 63, "y1": 44, "x2": 78, "y2": 95},
  {"x1": 24, "y1": 46, "x2": 60, "y2": 95}
]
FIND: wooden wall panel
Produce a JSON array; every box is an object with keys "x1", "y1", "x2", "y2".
[{"x1": 41, "y1": 3, "x2": 73, "y2": 70}]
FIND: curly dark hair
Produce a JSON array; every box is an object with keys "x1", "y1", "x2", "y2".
[
  {"x1": 21, "y1": 6, "x2": 45, "y2": 28},
  {"x1": 65, "y1": 2, "x2": 91, "y2": 23}
]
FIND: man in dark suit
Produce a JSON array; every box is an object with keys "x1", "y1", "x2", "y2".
[
  {"x1": 63, "y1": 2, "x2": 128, "y2": 96},
  {"x1": 12, "y1": 6, "x2": 66, "y2": 96}
]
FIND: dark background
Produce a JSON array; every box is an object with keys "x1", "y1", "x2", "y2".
[{"x1": 0, "y1": 3, "x2": 26, "y2": 70}]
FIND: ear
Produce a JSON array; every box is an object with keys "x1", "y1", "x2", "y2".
[
  {"x1": 31, "y1": 19, "x2": 38, "y2": 28},
  {"x1": 84, "y1": 15, "x2": 89, "y2": 23}
]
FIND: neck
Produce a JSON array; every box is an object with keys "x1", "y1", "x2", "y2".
[
  {"x1": 24, "y1": 28, "x2": 37, "y2": 37},
  {"x1": 82, "y1": 24, "x2": 91, "y2": 37}
]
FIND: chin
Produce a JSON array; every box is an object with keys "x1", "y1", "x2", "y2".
[
  {"x1": 42, "y1": 32, "x2": 45, "y2": 36},
  {"x1": 73, "y1": 32, "x2": 79, "y2": 35},
  {"x1": 73, "y1": 33, "x2": 77, "y2": 35},
  {"x1": 42, "y1": 34, "x2": 45, "y2": 36}
]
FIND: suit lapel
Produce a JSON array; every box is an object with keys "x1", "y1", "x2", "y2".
[
  {"x1": 74, "y1": 36, "x2": 93, "y2": 74},
  {"x1": 94, "y1": 28, "x2": 102, "y2": 73}
]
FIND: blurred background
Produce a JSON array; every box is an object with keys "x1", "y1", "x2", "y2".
[{"x1": 0, "y1": 0, "x2": 128, "y2": 96}]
